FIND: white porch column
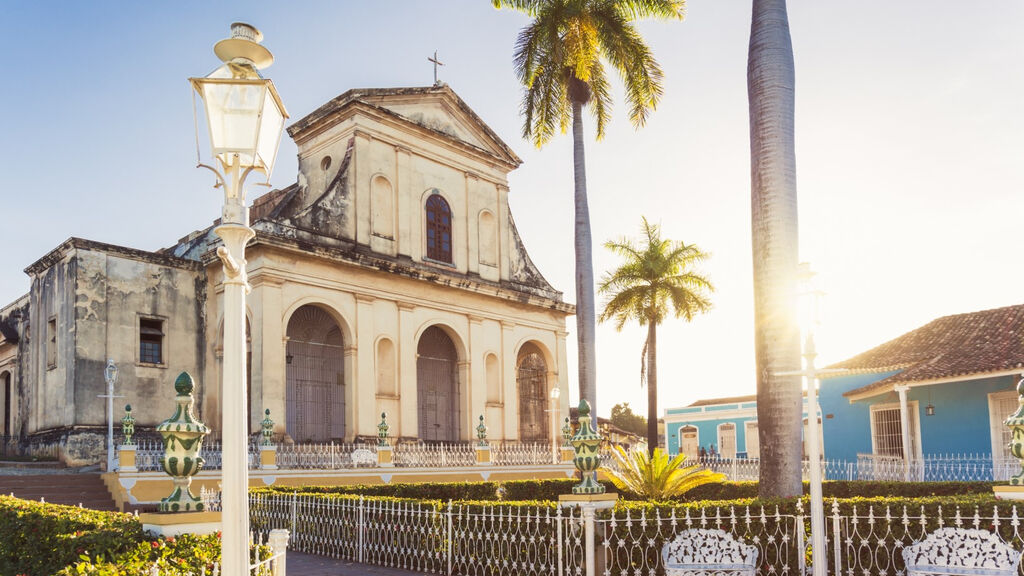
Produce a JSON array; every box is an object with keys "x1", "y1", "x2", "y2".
[{"x1": 894, "y1": 384, "x2": 912, "y2": 481}]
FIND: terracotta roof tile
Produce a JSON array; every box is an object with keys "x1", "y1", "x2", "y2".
[{"x1": 832, "y1": 304, "x2": 1024, "y2": 397}]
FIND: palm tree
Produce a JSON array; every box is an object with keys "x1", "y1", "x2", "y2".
[
  {"x1": 603, "y1": 445, "x2": 724, "y2": 500},
  {"x1": 598, "y1": 218, "x2": 712, "y2": 455},
  {"x1": 748, "y1": 0, "x2": 803, "y2": 498},
  {"x1": 492, "y1": 0, "x2": 686, "y2": 416}
]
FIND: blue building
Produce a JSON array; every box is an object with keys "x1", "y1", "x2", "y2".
[
  {"x1": 820, "y1": 304, "x2": 1024, "y2": 467},
  {"x1": 665, "y1": 304, "x2": 1024, "y2": 476}
]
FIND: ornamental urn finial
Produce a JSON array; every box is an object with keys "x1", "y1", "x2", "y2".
[
  {"x1": 377, "y1": 412, "x2": 390, "y2": 447},
  {"x1": 476, "y1": 415, "x2": 488, "y2": 447},
  {"x1": 1005, "y1": 375, "x2": 1024, "y2": 485},
  {"x1": 571, "y1": 399, "x2": 605, "y2": 494},
  {"x1": 261, "y1": 409, "x2": 274, "y2": 446},
  {"x1": 156, "y1": 371, "x2": 210, "y2": 512},
  {"x1": 121, "y1": 404, "x2": 136, "y2": 446}
]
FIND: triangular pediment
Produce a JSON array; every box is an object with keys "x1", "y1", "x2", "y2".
[{"x1": 288, "y1": 85, "x2": 521, "y2": 168}]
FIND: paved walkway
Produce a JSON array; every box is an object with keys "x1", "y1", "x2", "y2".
[{"x1": 287, "y1": 552, "x2": 426, "y2": 575}]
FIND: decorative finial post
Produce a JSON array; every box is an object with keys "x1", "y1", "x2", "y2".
[
  {"x1": 259, "y1": 408, "x2": 278, "y2": 470},
  {"x1": 156, "y1": 372, "x2": 210, "y2": 512},
  {"x1": 995, "y1": 376, "x2": 1024, "y2": 500},
  {"x1": 121, "y1": 404, "x2": 136, "y2": 446},
  {"x1": 261, "y1": 409, "x2": 274, "y2": 446},
  {"x1": 570, "y1": 399, "x2": 605, "y2": 494},
  {"x1": 476, "y1": 414, "x2": 488, "y2": 447},
  {"x1": 378, "y1": 412, "x2": 390, "y2": 447},
  {"x1": 117, "y1": 404, "x2": 138, "y2": 472},
  {"x1": 475, "y1": 414, "x2": 491, "y2": 466},
  {"x1": 377, "y1": 412, "x2": 394, "y2": 467},
  {"x1": 560, "y1": 416, "x2": 575, "y2": 462}
]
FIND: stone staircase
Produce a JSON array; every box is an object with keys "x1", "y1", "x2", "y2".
[{"x1": 0, "y1": 472, "x2": 118, "y2": 511}]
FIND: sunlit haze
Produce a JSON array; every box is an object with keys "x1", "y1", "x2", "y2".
[{"x1": 2, "y1": 2, "x2": 1021, "y2": 417}]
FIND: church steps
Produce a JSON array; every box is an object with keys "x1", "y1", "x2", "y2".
[{"x1": 0, "y1": 473, "x2": 118, "y2": 511}]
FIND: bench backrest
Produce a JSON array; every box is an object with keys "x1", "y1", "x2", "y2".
[
  {"x1": 902, "y1": 527, "x2": 1022, "y2": 576},
  {"x1": 662, "y1": 528, "x2": 758, "y2": 576}
]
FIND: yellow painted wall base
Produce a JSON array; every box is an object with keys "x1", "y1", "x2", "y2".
[
  {"x1": 140, "y1": 511, "x2": 222, "y2": 537},
  {"x1": 106, "y1": 465, "x2": 576, "y2": 507}
]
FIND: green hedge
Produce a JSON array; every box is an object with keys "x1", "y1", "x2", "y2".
[
  {"x1": 259, "y1": 478, "x2": 997, "y2": 503},
  {"x1": 0, "y1": 495, "x2": 253, "y2": 576}
]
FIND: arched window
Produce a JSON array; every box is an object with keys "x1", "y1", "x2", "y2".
[{"x1": 425, "y1": 192, "x2": 453, "y2": 263}]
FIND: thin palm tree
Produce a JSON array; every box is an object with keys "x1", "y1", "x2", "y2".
[
  {"x1": 598, "y1": 218, "x2": 712, "y2": 455},
  {"x1": 492, "y1": 0, "x2": 686, "y2": 416},
  {"x1": 748, "y1": 0, "x2": 803, "y2": 498}
]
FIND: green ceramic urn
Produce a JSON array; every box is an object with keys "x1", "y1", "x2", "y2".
[
  {"x1": 156, "y1": 372, "x2": 210, "y2": 512},
  {"x1": 1005, "y1": 377, "x2": 1024, "y2": 485},
  {"x1": 571, "y1": 399, "x2": 605, "y2": 494}
]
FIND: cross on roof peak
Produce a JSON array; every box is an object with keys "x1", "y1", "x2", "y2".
[{"x1": 428, "y1": 50, "x2": 444, "y2": 86}]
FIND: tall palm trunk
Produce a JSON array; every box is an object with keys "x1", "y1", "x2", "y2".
[
  {"x1": 748, "y1": 0, "x2": 802, "y2": 498},
  {"x1": 572, "y1": 98, "x2": 598, "y2": 414},
  {"x1": 646, "y1": 321, "x2": 658, "y2": 456}
]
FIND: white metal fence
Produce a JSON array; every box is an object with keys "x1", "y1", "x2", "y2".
[
  {"x1": 248, "y1": 492, "x2": 1024, "y2": 576},
  {"x1": 128, "y1": 440, "x2": 561, "y2": 472},
  {"x1": 693, "y1": 453, "x2": 1022, "y2": 482}
]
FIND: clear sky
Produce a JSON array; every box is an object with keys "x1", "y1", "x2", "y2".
[{"x1": 2, "y1": 2, "x2": 1022, "y2": 418}]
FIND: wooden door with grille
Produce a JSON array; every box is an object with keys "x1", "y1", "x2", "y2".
[
  {"x1": 285, "y1": 306, "x2": 345, "y2": 442},
  {"x1": 417, "y1": 326, "x2": 460, "y2": 442}
]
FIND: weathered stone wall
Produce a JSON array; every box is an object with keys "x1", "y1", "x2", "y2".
[{"x1": 71, "y1": 246, "x2": 206, "y2": 430}]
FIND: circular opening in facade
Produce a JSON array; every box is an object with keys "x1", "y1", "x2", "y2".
[{"x1": 320, "y1": 156, "x2": 332, "y2": 171}]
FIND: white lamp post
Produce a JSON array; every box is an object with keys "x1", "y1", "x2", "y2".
[
  {"x1": 777, "y1": 263, "x2": 845, "y2": 576},
  {"x1": 99, "y1": 359, "x2": 121, "y2": 472},
  {"x1": 550, "y1": 386, "x2": 561, "y2": 461},
  {"x1": 190, "y1": 22, "x2": 288, "y2": 576}
]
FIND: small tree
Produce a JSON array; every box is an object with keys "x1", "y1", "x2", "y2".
[
  {"x1": 604, "y1": 445, "x2": 724, "y2": 500},
  {"x1": 610, "y1": 402, "x2": 647, "y2": 437}
]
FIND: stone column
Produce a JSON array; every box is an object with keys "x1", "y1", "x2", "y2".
[
  {"x1": 501, "y1": 320, "x2": 518, "y2": 440},
  {"x1": 397, "y1": 302, "x2": 418, "y2": 438},
  {"x1": 354, "y1": 294, "x2": 376, "y2": 438},
  {"x1": 467, "y1": 315, "x2": 486, "y2": 436},
  {"x1": 252, "y1": 276, "x2": 285, "y2": 435}
]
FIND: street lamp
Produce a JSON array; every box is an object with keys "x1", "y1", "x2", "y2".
[
  {"x1": 550, "y1": 386, "x2": 561, "y2": 460},
  {"x1": 99, "y1": 359, "x2": 122, "y2": 472},
  {"x1": 777, "y1": 263, "x2": 843, "y2": 576},
  {"x1": 190, "y1": 22, "x2": 288, "y2": 576}
]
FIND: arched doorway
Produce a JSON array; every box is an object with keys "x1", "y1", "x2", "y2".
[
  {"x1": 286, "y1": 305, "x2": 345, "y2": 442},
  {"x1": 679, "y1": 425, "x2": 699, "y2": 460},
  {"x1": 517, "y1": 343, "x2": 549, "y2": 442},
  {"x1": 416, "y1": 326, "x2": 460, "y2": 442}
]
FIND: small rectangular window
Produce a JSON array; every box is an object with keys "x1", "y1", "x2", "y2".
[
  {"x1": 46, "y1": 317, "x2": 56, "y2": 369},
  {"x1": 140, "y1": 318, "x2": 164, "y2": 365}
]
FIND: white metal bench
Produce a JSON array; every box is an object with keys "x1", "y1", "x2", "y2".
[
  {"x1": 902, "y1": 527, "x2": 1022, "y2": 576},
  {"x1": 350, "y1": 448, "x2": 376, "y2": 467},
  {"x1": 661, "y1": 528, "x2": 758, "y2": 576}
]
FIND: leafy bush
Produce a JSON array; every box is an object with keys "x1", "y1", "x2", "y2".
[
  {"x1": 0, "y1": 495, "x2": 144, "y2": 576},
  {"x1": 603, "y1": 446, "x2": 725, "y2": 499},
  {"x1": 0, "y1": 495, "x2": 261, "y2": 576}
]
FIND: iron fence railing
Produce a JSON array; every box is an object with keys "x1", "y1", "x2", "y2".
[
  {"x1": 691, "y1": 453, "x2": 1023, "y2": 482},
  {"x1": 247, "y1": 491, "x2": 1024, "y2": 576}
]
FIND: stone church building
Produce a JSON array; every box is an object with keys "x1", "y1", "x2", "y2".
[{"x1": 0, "y1": 85, "x2": 573, "y2": 463}]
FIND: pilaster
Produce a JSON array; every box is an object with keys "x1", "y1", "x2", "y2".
[
  {"x1": 397, "y1": 302, "x2": 418, "y2": 438},
  {"x1": 501, "y1": 320, "x2": 518, "y2": 440},
  {"x1": 355, "y1": 293, "x2": 376, "y2": 438}
]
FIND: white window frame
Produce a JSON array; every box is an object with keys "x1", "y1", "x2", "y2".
[
  {"x1": 717, "y1": 422, "x2": 737, "y2": 459},
  {"x1": 989, "y1": 389, "x2": 1018, "y2": 461},
  {"x1": 744, "y1": 420, "x2": 760, "y2": 459},
  {"x1": 869, "y1": 400, "x2": 922, "y2": 459}
]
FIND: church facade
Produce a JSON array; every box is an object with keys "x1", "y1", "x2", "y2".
[{"x1": 0, "y1": 85, "x2": 573, "y2": 463}]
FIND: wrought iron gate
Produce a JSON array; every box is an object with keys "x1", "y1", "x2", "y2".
[
  {"x1": 286, "y1": 306, "x2": 345, "y2": 442},
  {"x1": 517, "y1": 345, "x2": 549, "y2": 442}
]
